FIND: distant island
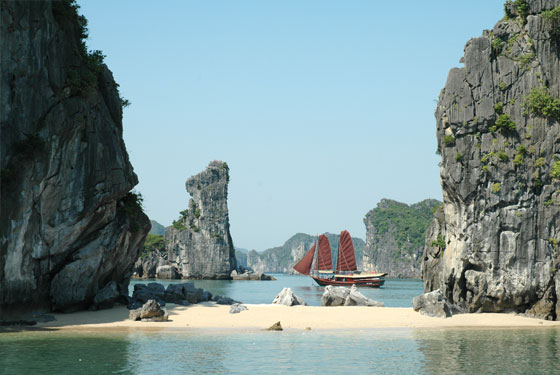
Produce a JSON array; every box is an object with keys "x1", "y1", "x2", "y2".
[
  {"x1": 363, "y1": 199, "x2": 441, "y2": 278},
  {"x1": 235, "y1": 232, "x2": 365, "y2": 274}
]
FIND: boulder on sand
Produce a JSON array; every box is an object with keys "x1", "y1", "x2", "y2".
[
  {"x1": 321, "y1": 285, "x2": 383, "y2": 307},
  {"x1": 129, "y1": 299, "x2": 168, "y2": 322},
  {"x1": 266, "y1": 321, "x2": 283, "y2": 331},
  {"x1": 412, "y1": 289, "x2": 452, "y2": 318},
  {"x1": 344, "y1": 285, "x2": 384, "y2": 307},
  {"x1": 229, "y1": 303, "x2": 248, "y2": 314},
  {"x1": 272, "y1": 288, "x2": 307, "y2": 306},
  {"x1": 321, "y1": 286, "x2": 350, "y2": 306}
]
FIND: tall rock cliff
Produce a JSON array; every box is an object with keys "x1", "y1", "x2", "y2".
[
  {"x1": 363, "y1": 199, "x2": 440, "y2": 278},
  {"x1": 162, "y1": 161, "x2": 237, "y2": 279},
  {"x1": 244, "y1": 232, "x2": 364, "y2": 274},
  {"x1": 0, "y1": 1, "x2": 150, "y2": 316},
  {"x1": 423, "y1": 0, "x2": 560, "y2": 319}
]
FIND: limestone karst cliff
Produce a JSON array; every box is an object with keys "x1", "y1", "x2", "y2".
[
  {"x1": 135, "y1": 161, "x2": 237, "y2": 279},
  {"x1": 363, "y1": 199, "x2": 440, "y2": 278},
  {"x1": 0, "y1": 1, "x2": 150, "y2": 317},
  {"x1": 241, "y1": 233, "x2": 364, "y2": 274},
  {"x1": 423, "y1": 0, "x2": 560, "y2": 319}
]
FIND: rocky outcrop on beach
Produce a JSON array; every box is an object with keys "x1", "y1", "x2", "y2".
[
  {"x1": 363, "y1": 199, "x2": 440, "y2": 278},
  {"x1": 423, "y1": 1, "x2": 560, "y2": 320},
  {"x1": 128, "y1": 282, "x2": 240, "y2": 309},
  {"x1": 321, "y1": 285, "x2": 384, "y2": 307},
  {"x1": 0, "y1": 0, "x2": 150, "y2": 317},
  {"x1": 272, "y1": 288, "x2": 307, "y2": 306},
  {"x1": 265, "y1": 321, "x2": 283, "y2": 331},
  {"x1": 243, "y1": 233, "x2": 365, "y2": 274},
  {"x1": 129, "y1": 299, "x2": 168, "y2": 322},
  {"x1": 412, "y1": 290, "x2": 453, "y2": 318},
  {"x1": 229, "y1": 303, "x2": 248, "y2": 314}
]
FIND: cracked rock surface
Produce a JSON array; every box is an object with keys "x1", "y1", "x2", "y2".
[
  {"x1": 423, "y1": 0, "x2": 560, "y2": 320},
  {"x1": 0, "y1": 1, "x2": 149, "y2": 317}
]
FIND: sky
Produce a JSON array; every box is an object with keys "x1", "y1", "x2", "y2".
[{"x1": 79, "y1": 0, "x2": 504, "y2": 251}]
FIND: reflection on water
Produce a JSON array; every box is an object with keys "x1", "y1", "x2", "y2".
[
  {"x1": 130, "y1": 274, "x2": 424, "y2": 307},
  {"x1": 0, "y1": 331, "x2": 132, "y2": 374},
  {"x1": 415, "y1": 328, "x2": 560, "y2": 375},
  {"x1": 2, "y1": 328, "x2": 559, "y2": 374}
]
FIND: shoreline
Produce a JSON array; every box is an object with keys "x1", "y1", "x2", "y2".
[{"x1": 27, "y1": 302, "x2": 560, "y2": 332}]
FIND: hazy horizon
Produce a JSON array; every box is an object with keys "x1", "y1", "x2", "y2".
[{"x1": 80, "y1": 0, "x2": 503, "y2": 250}]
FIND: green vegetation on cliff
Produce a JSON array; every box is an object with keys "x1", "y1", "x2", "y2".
[
  {"x1": 365, "y1": 199, "x2": 440, "y2": 255},
  {"x1": 141, "y1": 234, "x2": 165, "y2": 259}
]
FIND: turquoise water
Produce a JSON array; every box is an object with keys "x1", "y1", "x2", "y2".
[
  {"x1": 1, "y1": 328, "x2": 559, "y2": 374},
  {"x1": 3, "y1": 277, "x2": 558, "y2": 374},
  {"x1": 129, "y1": 274, "x2": 424, "y2": 307}
]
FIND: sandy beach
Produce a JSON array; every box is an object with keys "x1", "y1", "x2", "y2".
[{"x1": 36, "y1": 302, "x2": 560, "y2": 331}]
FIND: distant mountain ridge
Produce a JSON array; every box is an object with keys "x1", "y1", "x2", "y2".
[
  {"x1": 238, "y1": 233, "x2": 365, "y2": 274},
  {"x1": 149, "y1": 220, "x2": 166, "y2": 235}
]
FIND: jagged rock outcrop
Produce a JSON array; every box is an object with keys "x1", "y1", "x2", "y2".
[
  {"x1": 412, "y1": 290, "x2": 453, "y2": 318},
  {"x1": 243, "y1": 233, "x2": 364, "y2": 274},
  {"x1": 363, "y1": 199, "x2": 440, "y2": 278},
  {"x1": 272, "y1": 287, "x2": 307, "y2": 306},
  {"x1": 133, "y1": 234, "x2": 167, "y2": 278},
  {"x1": 423, "y1": 1, "x2": 560, "y2": 320},
  {"x1": 0, "y1": 1, "x2": 150, "y2": 317},
  {"x1": 321, "y1": 285, "x2": 384, "y2": 307},
  {"x1": 129, "y1": 299, "x2": 168, "y2": 322},
  {"x1": 150, "y1": 161, "x2": 237, "y2": 279}
]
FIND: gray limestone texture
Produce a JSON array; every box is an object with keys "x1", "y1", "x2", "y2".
[{"x1": 423, "y1": 0, "x2": 560, "y2": 320}]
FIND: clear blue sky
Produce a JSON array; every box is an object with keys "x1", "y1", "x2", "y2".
[{"x1": 80, "y1": 0, "x2": 504, "y2": 250}]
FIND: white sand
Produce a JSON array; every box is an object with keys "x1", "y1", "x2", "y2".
[{"x1": 37, "y1": 302, "x2": 560, "y2": 331}]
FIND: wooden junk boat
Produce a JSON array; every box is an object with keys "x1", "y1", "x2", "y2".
[{"x1": 293, "y1": 230, "x2": 387, "y2": 287}]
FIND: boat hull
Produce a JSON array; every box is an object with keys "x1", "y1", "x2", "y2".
[{"x1": 311, "y1": 275, "x2": 385, "y2": 288}]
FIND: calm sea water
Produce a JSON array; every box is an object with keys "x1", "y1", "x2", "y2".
[
  {"x1": 1, "y1": 328, "x2": 559, "y2": 374},
  {"x1": 129, "y1": 274, "x2": 424, "y2": 307},
  {"x1": 2, "y1": 277, "x2": 559, "y2": 374}
]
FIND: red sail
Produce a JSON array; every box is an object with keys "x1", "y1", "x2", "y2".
[
  {"x1": 336, "y1": 230, "x2": 357, "y2": 271},
  {"x1": 293, "y1": 244, "x2": 316, "y2": 275},
  {"x1": 317, "y1": 234, "x2": 333, "y2": 270}
]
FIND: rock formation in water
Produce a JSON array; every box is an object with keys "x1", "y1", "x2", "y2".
[
  {"x1": 0, "y1": 0, "x2": 150, "y2": 317},
  {"x1": 135, "y1": 161, "x2": 237, "y2": 279},
  {"x1": 363, "y1": 199, "x2": 440, "y2": 278},
  {"x1": 423, "y1": 0, "x2": 560, "y2": 320},
  {"x1": 242, "y1": 233, "x2": 365, "y2": 274}
]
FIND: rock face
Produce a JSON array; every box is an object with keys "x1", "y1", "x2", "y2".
[
  {"x1": 134, "y1": 161, "x2": 237, "y2": 279},
  {"x1": 423, "y1": 1, "x2": 560, "y2": 320},
  {"x1": 242, "y1": 233, "x2": 365, "y2": 274},
  {"x1": 363, "y1": 199, "x2": 440, "y2": 278},
  {"x1": 164, "y1": 161, "x2": 236, "y2": 279},
  {"x1": 272, "y1": 288, "x2": 307, "y2": 306},
  {"x1": 132, "y1": 234, "x2": 167, "y2": 278},
  {"x1": 0, "y1": 1, "x2": 150, "y2": 317}
]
